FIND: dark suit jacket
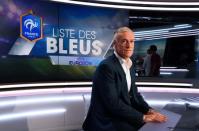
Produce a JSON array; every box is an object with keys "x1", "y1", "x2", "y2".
[{"x1": 83, "y1": 54, "x2": 150, "y2": 131}]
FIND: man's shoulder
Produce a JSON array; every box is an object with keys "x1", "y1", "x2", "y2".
[
  {"x1": 152, "y1": 53, "x2": 160, "y2": 58},
  {"x1": 145, "y1": 55, "x2": 151, "y2": 59},
  {"x1": 100, "y1": 55, "x2": 116, "y2": 65},
  {"x1": 94, "y1": 55, "x2": 116, "y2": 73}
]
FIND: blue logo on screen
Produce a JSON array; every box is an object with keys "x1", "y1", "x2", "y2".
[{"x1": 20, "y1": 10, "x2": 43, "y2": 42}]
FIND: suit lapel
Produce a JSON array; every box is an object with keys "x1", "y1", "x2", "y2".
[
  {"x1": 112, "y1": 54, "x2": 131, "y2": 105},
  {"x1": 129, "y1": 66, "x2": 140, "y2": 103},
  {"x1": 112, "y1": 54, "x2": 126, "y2": 77}
]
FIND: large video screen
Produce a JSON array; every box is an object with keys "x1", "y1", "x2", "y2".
[
  {"x1": 1, "y1": 0, "x2": 199, "y2": 85},
  {"x1": 130, "y1": 11, "x2": 199, "y2": 79},
  {"x1": 0, "y1": 0, "x2": 128, "y2": 84}
]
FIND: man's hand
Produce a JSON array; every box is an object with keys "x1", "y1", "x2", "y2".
[{"x1": 143, "y1": 109, "x2": 167, "y2": 123}]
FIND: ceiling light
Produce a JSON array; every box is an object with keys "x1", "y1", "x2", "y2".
[{"x1": 50, "y1": 0, "x2": 199, "y2": 11}]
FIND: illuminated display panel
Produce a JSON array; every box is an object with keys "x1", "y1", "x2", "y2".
[
  {"x1": 0, "y1": 0, "x2": 199, "y2": 87},
  {"x1": 129, "y1": 10, "x2": 199, "y2": 80},
  {"x1": 0, "y1": 0, "x2": 128, "y2": 84}
]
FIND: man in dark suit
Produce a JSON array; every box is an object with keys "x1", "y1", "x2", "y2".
[{"x1": 83, "y1": 27, "x2": 167, "y2": 131}]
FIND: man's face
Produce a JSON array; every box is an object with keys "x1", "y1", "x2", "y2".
[{"x1": 114, "y1": 31, "x2": 134, "y2": 60}]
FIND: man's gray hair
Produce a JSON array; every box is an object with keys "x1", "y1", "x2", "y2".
[
  {"x1": 112, "y1": 27, "x2": 133, "y2": 46},
  {"x1": 114, "y1": 27, "x2": 133, "y2": 35}
]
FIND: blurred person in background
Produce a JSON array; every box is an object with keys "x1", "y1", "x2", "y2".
[
  {"x1": 143, "y1": 49, "x2": 152, "y2": 76},
  {"x1": 149, "y1": 45, "x2": 161, "y2": 77}
]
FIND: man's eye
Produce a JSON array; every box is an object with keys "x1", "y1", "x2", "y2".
[{"x1": 122, "y1": 40, "x2": 127, "y2": 44}]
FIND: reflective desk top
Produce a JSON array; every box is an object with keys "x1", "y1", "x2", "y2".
[{"x1": 141, "y1": 97, "x2": 199, "y2": 131}]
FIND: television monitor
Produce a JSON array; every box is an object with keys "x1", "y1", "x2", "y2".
[{"x1": 129, "y1": 10, "x2": 199, "y2": 80}]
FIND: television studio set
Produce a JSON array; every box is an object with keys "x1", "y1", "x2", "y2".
[{"x1": 0, "y1": 0, "x2": 199, "y2": 131}]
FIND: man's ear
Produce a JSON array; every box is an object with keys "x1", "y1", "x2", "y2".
[{"x1": 112, "y1": 40, "x2": 116, "y2": 47}]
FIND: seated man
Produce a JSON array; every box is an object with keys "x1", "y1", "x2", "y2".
[{"x1": 83, "y1": 27, "x2": 167, "y2": 131}]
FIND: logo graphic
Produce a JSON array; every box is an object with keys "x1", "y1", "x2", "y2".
[
  {"x1": 20, "y1": 10, "x2": 43, "y2": 42},
  {"x1": 24, "y1": 19, "x2": 38, "y2": 32}
]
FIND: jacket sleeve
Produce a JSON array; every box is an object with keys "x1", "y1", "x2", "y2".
[
  {"x1": 129, "y1": 69, "x2": 151, "y2": 114},
  {"x1": 93, "y1": 63, "x2": 144, "y2": 125},
  {"x1": 130, "y1": 85, "x2": 151, "y2": 114}
]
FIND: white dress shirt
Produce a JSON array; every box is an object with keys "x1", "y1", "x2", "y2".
[{"x1": 114, "y1": 51, "x2": 132, "y2": 92}]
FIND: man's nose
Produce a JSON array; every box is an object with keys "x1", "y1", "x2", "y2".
[{"x1": 126, "y1": 42, "x2": 132, "y2": 48}]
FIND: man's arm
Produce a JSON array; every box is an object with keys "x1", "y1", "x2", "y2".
[
  {"x1": 130, "y1": 86, "x2": 167, "y2": 123},
  {"x1": 129, "y1": 66, "x2": 151, "y2": 113},
  {"x1": 130, "y1": 85, "x2": 151, "y2": 113},
  {"x1": 129, "y1": 67, "x2": 167, "y2": 123}
]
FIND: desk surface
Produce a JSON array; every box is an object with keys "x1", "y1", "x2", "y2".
[
  {"x1": 140, "y1": 98, "x2": 199, "y2": 131},
  {"x1": 165, "y1": 103, "x2": 199, "y2": 131}
]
